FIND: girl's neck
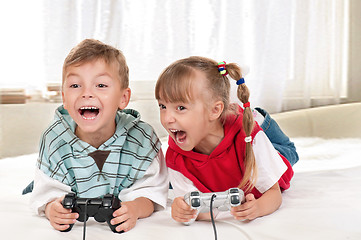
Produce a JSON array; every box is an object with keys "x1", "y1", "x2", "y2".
[{"x1": 194, "y1": 120, "x2": 224, "y2": 155}]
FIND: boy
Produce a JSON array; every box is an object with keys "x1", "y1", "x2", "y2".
[{"x1": 30, "y1": 39, "x2": 168, "y2": 233}]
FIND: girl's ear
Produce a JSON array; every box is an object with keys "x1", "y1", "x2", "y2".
[
  {"x1": 209, "y1": 100, "x2": 224, "y2": 121},
  {"x1": 118, "y1": 88, "x2": 131, "y2": 110}
]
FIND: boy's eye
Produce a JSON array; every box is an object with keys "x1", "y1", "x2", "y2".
[
  {"x1": 70, "y1": 84, "x2": 80, "y2": 88},
  {"x1": 159, "y1": 104, "x2": 166, "y2": 109},
  {"x1": 97, "y1": 84, "x2": 108, "y2": 88},
  {"x1": 177, "y1": 106, "x2": 186, "y2": 111}
]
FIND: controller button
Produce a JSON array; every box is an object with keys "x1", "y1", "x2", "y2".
[
  {"x1": 190, "y1": 192, "x2": 200, "y2": 196},
  {"x1": 229, "y1": 188, "x2": 239, "y2": 194},
  {"x1": 191, "y1": 198, "x2": 201, "y2": 208},
  {"x1": 230, "y1": 195, "x2": 240, "y2": 205}
]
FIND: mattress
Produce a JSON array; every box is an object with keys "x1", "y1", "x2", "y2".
[{"x1": 1, "y1": 138, "x2": 360, "y2": 240}]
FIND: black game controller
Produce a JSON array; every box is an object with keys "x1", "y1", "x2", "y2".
[{"x1": 61, "y1": 193, "x2": 123, "y2": 233}]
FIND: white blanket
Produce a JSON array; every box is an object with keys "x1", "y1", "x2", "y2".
[{"x1": 1, "y1": 138, "x2": 361, "y2": 240}]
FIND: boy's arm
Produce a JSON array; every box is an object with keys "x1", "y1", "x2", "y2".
[
  {"x1": 111, "y1": 150, "x2": 168, "y2": 232},
  {"x1": 117, "y1": 149, "x2": 169, "y2": 210},
  {"x1": 30, "y1": 168, "x2": 71, "y2": 216}
]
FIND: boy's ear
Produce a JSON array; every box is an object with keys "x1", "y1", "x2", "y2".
[
  {"x1": 118, "y1": 88, "x2": 131, "y2": 110},
  {"x1": 209, "y1": 100, "x2": 224, "y2": 121}
]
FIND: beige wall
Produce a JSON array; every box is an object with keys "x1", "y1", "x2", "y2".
[
  {"x1": 0, "y1": 103, "x2": 59, "y2": 158},
  {"x1": 348, "y1": 0, "x2": 361, "y2": 102}
]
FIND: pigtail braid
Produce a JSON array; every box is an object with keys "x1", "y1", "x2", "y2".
[{"x1": 227, "y1": 63, "x2": 257, "y2": 193}]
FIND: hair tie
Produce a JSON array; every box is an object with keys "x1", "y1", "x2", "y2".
[
  {"x1": 245, "y1": 136, "x2": 252, "y2": 143},
  {"x1": 243, "y1": 102, "x2": 250, "y2": 108},
  {"x1": 236, "y1": 78, "x2": 245, "y2": 85},
  {"x1": 217, "y1": 61, "x2": 228, "y2": 76}
]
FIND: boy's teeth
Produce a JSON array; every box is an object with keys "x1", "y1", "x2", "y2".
[
  {"x1": 80, "y1": 106, "x2": 98, "y2": 110},
  {"x1": 82, "y1": 116, "x2": 96, "y2": 120}
]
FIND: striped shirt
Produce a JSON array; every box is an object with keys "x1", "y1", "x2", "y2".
[{"x1": 37, "y1": 105, "x2": 161, "y2": 198}]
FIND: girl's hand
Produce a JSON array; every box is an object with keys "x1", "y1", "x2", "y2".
[
  {"x1": 230, "y1": 183, "x2": 282, "y2": 221},
  {"x1": 45, "y1": 196, "x2": 79, "y2": 231},
  {"x1": 230, "y1": 193, "x2": 259, "y2": 220},
  {"x1": 111, "y1": 197, "x2": 154, "y2": 232},
  {"x1": 171, "y1": 196, "x2": 197, "y2": 223}
]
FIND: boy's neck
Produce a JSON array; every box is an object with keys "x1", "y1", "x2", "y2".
[{"x1": 75, "y1": 125, "x2": 116, "y2": 149}]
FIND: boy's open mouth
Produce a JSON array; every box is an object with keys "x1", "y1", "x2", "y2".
[
  {"x1": 78, "y1": 106, "x2": 99, "y2": 120},
  {"x1": 170, "y1": 129, "x2": 186, "y2": 143}
]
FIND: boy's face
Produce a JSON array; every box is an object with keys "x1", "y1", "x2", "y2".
[{"x1": 62, "y1": 59, "x2": 130, "y2": 138}]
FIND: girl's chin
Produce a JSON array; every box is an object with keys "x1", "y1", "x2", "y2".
[{"x1": 175, "y1": 141, "x2": 194, "y2": 152}]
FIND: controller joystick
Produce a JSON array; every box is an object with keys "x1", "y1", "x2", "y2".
[
  {"x1": 183, "y1": 188, "x2": 244, "y2": 225},
  {"x1": 61, "y1": 193, "x2": 123, "y2": 233}
]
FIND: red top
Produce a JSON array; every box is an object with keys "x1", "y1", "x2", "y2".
[{"x1": 166, "y1": 109, "x2": 294, "y2": 198}]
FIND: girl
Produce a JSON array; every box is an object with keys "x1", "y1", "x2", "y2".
[{"x1": 155, "y1": 56, "x2": 296, "y2": 222}]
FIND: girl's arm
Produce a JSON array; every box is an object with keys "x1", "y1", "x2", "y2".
[{"x1": 230, "y1": 182, "x2": 282, "y2": 220}]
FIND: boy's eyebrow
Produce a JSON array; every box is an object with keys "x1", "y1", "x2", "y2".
[
  {"x1": 65, "y1": 72, "x2": 113, "y2": 79},
  {"x1": 65, "y1": 73, "x2": 79, "y2": 79},
  {"x1": 95, "y1": 72, "x2": 112, "y2": 78}
]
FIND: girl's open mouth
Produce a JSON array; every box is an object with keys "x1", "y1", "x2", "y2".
[
  {"x1": 170, "y1": 129, "x2": 187, "y2": 143},
  {"x1": 78, "y1": 106, "x2": 99, "y2": 120}
]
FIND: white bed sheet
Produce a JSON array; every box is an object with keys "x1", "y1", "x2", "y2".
[{"x1": 1, "y1": 138, "x2": 361, "y2": 240}]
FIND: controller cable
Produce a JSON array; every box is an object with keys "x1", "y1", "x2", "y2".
[
  {"x1": 210, "y1": 194, "x2": 218, "y2": 240},
  {"x1": 82, "y1": 199, "x2": 90, "y2": 240}
]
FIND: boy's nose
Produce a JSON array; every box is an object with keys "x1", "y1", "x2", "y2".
[{"x1": 81, "y1": 88, "x2": 94, "y2": 98}]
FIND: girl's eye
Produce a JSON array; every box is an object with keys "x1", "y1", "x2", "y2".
[
  {"x1": 159, "y1": 104, "x2": 166, "y2": 109},
  {"x1": 97, "y1": 84, "x2": 107, "y2": 88},
  {"x1": 70, "y1": 84, "x2": 80, "y2": 88},
  {"x1": 177, "y1": 106, "x2": 186, "y2": 111}
]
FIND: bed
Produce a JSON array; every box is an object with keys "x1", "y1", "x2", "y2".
[{"x1": 1, "y1": 101, "x2": 360, "y2": 240}]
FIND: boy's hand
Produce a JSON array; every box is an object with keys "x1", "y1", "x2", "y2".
[
  {"x1": 230, "y1": 193, "x2": 259, "y2": 220},
  {"x1": 110, "y1": 197, "x2": 154, "y2": 232},
  {"x1": 45, "y1": 196, "x2": 79, "y2": 231},
  {"x1": 171, "y1": 196, "x2": 197, "y2": 223}
]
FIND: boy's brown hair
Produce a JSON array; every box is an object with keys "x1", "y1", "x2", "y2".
[{"x1": 62, "y1": 39, "x2": 129, "y2": 88}]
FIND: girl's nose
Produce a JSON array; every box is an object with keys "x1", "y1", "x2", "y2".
[{"x1": 163, "y1": 110, "x2": 175, "y2": 123}]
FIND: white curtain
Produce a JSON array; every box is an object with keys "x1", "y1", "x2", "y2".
[{"x1": 1, "y1": 0, "x2": 349, "y2": 113}]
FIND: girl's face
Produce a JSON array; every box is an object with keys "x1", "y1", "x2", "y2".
[{"x1": 158, "y1": 71, "x2": 223, "y2": 154}]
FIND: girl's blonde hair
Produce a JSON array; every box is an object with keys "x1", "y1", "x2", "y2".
[{"x1": 155, "y1": 56, "x2": 257, "y2": 193}]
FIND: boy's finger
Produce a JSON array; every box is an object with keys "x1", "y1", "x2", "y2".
[
  {"x1": 53, "y1": 222, "x2": 72, "y2": 231},
  {"x1": 53, "y1": 216, "x2": 77, "y2": 225},
  {"x1": 113, "y1": 204, "x2": 128, "y2": 217},
  {"x1": 58, "y1": 212, "x2": 79, "y2": 220},
  {"x1": 111, "y1": 214, "x2": 129, "y2": 226}
]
